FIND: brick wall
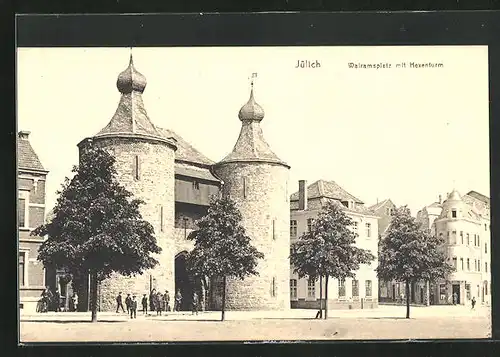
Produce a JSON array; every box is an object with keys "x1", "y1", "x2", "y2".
[
  {"x1": 83, "y1": 136, "x2": 176, "y2": 311},
  {"x1": 214, "y1": 162, "x2": 290, "y2": 311}
]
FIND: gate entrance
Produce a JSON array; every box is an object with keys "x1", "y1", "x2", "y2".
[{"x1": 175, "y1": 252, "x2": 195, "y2": 311}]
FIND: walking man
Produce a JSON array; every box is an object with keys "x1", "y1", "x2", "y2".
[
  {"x1": 130, "y1": 295, "x2": 137, "y2": 319},
  {"x1": 141, "y1": 294, "x2": 148, "y2": 315},
  {"x1": 471, "y1": 296, "x2": 476, "y2": 310},
  {"x1": 192, "y1": 291, "x2": 199, "y2": 315},
  {"x1": 174, "y1": 289, "x2": 182, "y2": 312},
  {"x1": 116, "y1": 292, "x2": 125, "y2": 313},
  {"x1": 125, "y1": 293, "x2": 132, "y2": 314}
]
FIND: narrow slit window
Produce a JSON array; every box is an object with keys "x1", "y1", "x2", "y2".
[
  {"x1": 243, "y1": 177, "x2": 247, "y2": 198},
  {"x1": 272, "y1": 219, "x2": 276, "y2": 240},
  {"x1": 160, "y1": 205, "x2": 164, "y2": 232},
  {"x1": 134, "y1": 155, "x2": 140, "y2": 180}
]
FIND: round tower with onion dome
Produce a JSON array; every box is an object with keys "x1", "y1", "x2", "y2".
[
  {"x1": 77, "y1": 53, "x2": 178, "y2": 311},
  {"x1": 213, "y1": 74, "x2": 291, "y2": 310}
]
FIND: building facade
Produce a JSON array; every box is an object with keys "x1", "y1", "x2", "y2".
[
  {"x1": 50, "y1": 56, "x2": 289, "y2": 312},
  {"x1": 420, "y1": 190, "x2": 491, "y2": 306},
  {"x1": 289, "y1": 180, "x2": 379, "y2": 310},
  {"x1": 18, "y1": 131, "x2": 49, "y2": 313},
  {"x1": 213, "y1": 76, "x2": 291, "y2": 311}
]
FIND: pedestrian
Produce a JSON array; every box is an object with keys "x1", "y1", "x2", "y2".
[
  {"x1": 156, "y1": 291, "x2": 164, "y2": 316},
  {"x1": 72, "y1": 293, "x2": 79, "y2": 312},
  {"x1": 149, "y1": 289, "x2": 156, "y2": 313},
  {"x1": 164, "y1": 290, "x2": 170, "y2": 312},
  {"x1": 452, "y1": 292, "x2": 457, "y2": 305},
  {"x1": 54, "y1": 290, "x2": 61, "y2": 312},
  {"x1": 471, "y1": 296, "x2": 476, "y2": 310},
  {"x1": 130, "y1": 295, "x2": 137, "y2": 319},
  {"x1": 125, "y1": 293, "x2": 132, "y2": 314},
  {"x1": 116, "y1": 292, "x2": 125, "y2": 313},
  {"x1": 174, "y1": 289, "x2": 182, "y2": 312},
  {"x1": 192, "y1": 291, "x2": 199, "y2": 315},
  {"x1": 141, "y1": 294, "x2": 148, "y2": 314}
]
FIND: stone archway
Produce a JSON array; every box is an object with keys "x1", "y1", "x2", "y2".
[{"x1": 175, "y1": 251, "x2": 195, "y2": 311}]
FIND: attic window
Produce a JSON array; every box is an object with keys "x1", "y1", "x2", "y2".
[
  {"x1": 193, "y1": 181, "x2": 200, "y2": 190},
  {"x1": 341, "y1": 201, "x2": 349, "y2": 208},
  {"x1": 451, "y1": 209, "x2": 457, "y2": 218}
]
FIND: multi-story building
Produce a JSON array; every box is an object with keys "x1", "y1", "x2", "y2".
[
  {"x1": 417, "y1": 189, "x2": 491, "y2": 306},
  {"x1": 289, "y1": 180, "x2": 379, "y2": 310},
  {"x1": 368, "y1": 199, "x2": 398, "y2": 302},
  {"x1": 18, "y1": 130, "x2": 49, "y2": 313}
]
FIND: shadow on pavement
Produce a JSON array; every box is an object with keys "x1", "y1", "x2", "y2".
[{"x1": 21, "y1": 319, "x2": 125, "y2": 324}]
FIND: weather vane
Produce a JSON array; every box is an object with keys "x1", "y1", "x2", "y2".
[{"x1": 250, "y1": 72, "x2": 258, "y2": 87}]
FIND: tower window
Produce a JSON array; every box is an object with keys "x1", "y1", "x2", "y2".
[
  {"x1": 460, "y1": 231, "x2": 463, "y2": 244},
  {"x1": 271, "y1": 277, "x2": 277, "y2": 297},
  {"x1": 485, "y1": 243, "x2": 488, "y2": 254},
  {"x1": 451, "y1": 209, "x2": 457, "y2": 218},
  {"x1": 485, "y1": 262, "x2": 488, "y2": 272},
  {"x1": 243, "y1": 177, "x2": 247, "y2": 198},
  {"x1": 272, "y1": 219, "x2": 276, "y2": 240},
  {"x1": 133, "y1": 155, "x2": 140, "y2": 180},
  {"x1": 467, "y1": 258, "x2": 470, "y2": 271},
  {"x1": 159, "y1": 205, "x2": 164, "y2": 232},
  {"x1": 460, "y1": 258, "x2": 464, "y2": 270}
]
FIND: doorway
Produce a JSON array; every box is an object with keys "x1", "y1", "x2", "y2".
[
  {"x1": 175, "y1": 252, "x2": 195, "y2": 311},
  {"x1": 452, "y1": 284, "x2": 460, "y2": 305}
]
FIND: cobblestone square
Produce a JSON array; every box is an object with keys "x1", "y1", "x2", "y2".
[{"x1": 20, "y1": 305, "x2": 491, "y2": 342}]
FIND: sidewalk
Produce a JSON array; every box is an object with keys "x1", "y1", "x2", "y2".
[{"x1": 20, "y1": 304, "x2": 489, "y2": 322}]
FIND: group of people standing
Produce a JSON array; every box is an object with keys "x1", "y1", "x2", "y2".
[
  {"x1": 116, "y1": 289, "x2": 200, "y2": 319},
  {"x1": 37, "y1": 286, "x2": 78, "y2": 313}
]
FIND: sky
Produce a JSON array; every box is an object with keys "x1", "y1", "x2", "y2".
[{"x1": 17, "y1": 46, "x2": 490, "y2": 216}]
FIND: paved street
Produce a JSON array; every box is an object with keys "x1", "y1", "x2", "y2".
[{"x1": 20, "y1": 305, "x2": 491, "y2": 342}]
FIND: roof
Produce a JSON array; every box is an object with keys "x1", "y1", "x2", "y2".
[
  {"x1": 465, "y1": 191, "x2": 490, "y2": 206},
  {"x1": 368, "y1": 198, "x2": 394, "y2": 212},
  {"x1": 216, "y1": 88, "x2": 288, "y2": 168},
  {"x1": 290, "y1": 180, "x2": 364, "y2": 204},
  {"x1": 18, "y1": 132, "x2": 46, "y2": 172},
  {"x1": 156, "y1": 127, "x2": 215, "y2": 167},
  {"x1": 175, "y1": 163, "x2": 219, "y2": 183}
]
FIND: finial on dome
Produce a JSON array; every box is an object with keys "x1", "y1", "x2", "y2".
[
  {"x1": 116, "y1": 50, "x2": 147, "y2": 94},
  {"x1": 238, "y1": 73, "x2": 265, "y2": 122}
]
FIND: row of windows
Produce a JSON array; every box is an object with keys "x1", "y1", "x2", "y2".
[
  {"x1": 290, "y1": 279, "x2": 373, "y2": 299},
  {"x1": 290, "y1": 219, "x2": 371, "y2": 238},
  {"x1": 451, "y1": 257, "x2": 488, "y2": 273},
  {"x1": 440, "y1": 230, "x2": 485, "y2": 248}
]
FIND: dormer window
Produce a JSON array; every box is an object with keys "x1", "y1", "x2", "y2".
[
  {"x1": 193, "y1": 181, "x2": 200, "y2": 190},
  {"x1": 451, "y1": 209, "x2": 457, "y2": 218}
]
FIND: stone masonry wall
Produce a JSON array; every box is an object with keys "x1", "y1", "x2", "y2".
[
  {"x1": 82, "y1": 137, "x2": 176, "y2": 311},
  {"x1": 213, "y1": 162, "x2": 290, "y2": 311}
]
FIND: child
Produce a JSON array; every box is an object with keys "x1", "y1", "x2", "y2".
[{"x1": 130, "y1": 295, "x2": 137, "y2": 319}]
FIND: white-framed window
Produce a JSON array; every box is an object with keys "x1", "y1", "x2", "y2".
[
  {"x1": 460, "y1": 258, "x2": 464, "y2": 270},
  {"x1": 466, "y1": 233, "x2": 470, "y2": 245},
  {"x1": 192, "y1": 181, "x2": 200, "y2": 190},
  {"x1": 478, "y1": 260, "x2": 481, "y2": 272},
  {"x1": 467, "y1": 258, "x2": 470, "y2": 271},
  {"x1": 365, "y1": 223, "x2": 371, "y2": 238},
  {"x1": 19, "y1": 250, "x2": 29, "y2": 287},
  {"x1": 307, "y1": 218, "x2": 314, "y2": 232},
  {"x1": 307, "y1": 278, "x2": 316, "y2": 298},
  {"x1": 290, "y1": 279, "x2": 297, "y2": 299},
  {"x1": 353, "y1": 221, "x2": 358, "y2": 235},
  {"x1": 290, "y1": 220, "x2": 298, "y2": 238},
  {"x1": 485, "y1": 262, "x2": 488, "y2": 272},
  {"x1": 338, "y1": 279, "x2": 346, "y2": 298},
  {"x1": 352, "y1": 280, "x2": 359, "y2": 297},
  {"x1": 485, "y1": 243, "x2": 488, "y2": 254},
  {"x1": 460, "y1": 231, "x2": 463, "y2": 244},
  {"x1": 365, "y1": 280, "x2": 372, "y2": 297},
  {"x1": 452, "y1": 257, "x2": 457, "y2": 270},
  {"x1": 452, "y1": 231, "x2": 457, "y2": 244},
  {"x1": 18, "y1": 190, "x2": 30, "y2": 229}
]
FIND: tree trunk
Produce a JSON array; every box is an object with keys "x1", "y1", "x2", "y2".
[
  {"x1": 324, "y1": 275, "x2": 329, "y2": 320},
  {"x1": 221, "y1": 276, "x2": 226, "y2": 321},
  {"x1": 90, "y1": 271, "x2": 98, "y2": 323},
  {"x1": 425, "y1": 280, "x2": 430, "y2": 306},
  {"x1": 318, "y1": 276, "x2": 323, "y2": 319},
  {"x1": 405, "y1": 280, "x2": 410, "y2": 319}
]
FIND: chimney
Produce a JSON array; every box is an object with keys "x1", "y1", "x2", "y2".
[
  {"x1": 439, "y1": 195, "x2": 442, "y2": 204},
  {"x1": 298, "y1": 180, "x2": 308, "y2": 210},
  {"x1": 18, "y1": 131, "x2": 31, "y2": 140}
]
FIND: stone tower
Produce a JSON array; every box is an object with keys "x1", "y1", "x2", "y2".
[
  {"x1": 77, "y1": 54, "x2": 178, "y2": 311},
  {"x1": 213, "y1": 74, "x2": 291, "y2": 310}
]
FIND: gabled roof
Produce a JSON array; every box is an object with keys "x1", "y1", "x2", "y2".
[
  {"x1": 290, "y1": 180, "x2": 364, "y2": 204},
  {"x1": 465, "y1": 191, "x2": 490, "y2": 206},
  {"x1": 368, "y1": 198, "x2": 394, "y2": 212},
  {"x1": 18, "y1": 132, "x2": 47, "y2": 172},
  {"x1": 156, "y1": 127, "x2": 215, "y2": 167}
]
